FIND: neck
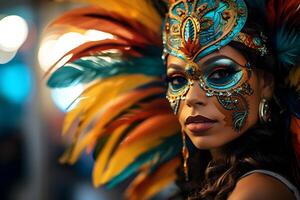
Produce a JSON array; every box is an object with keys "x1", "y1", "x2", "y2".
[{"x1": 210, "y1": 148, "x2": 224, "y2": 161}]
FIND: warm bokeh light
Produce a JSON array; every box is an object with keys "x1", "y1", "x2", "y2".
[
  {"x1": 0, "y1": 50, "x2": 17, "y2": 64},
  {"x1": 38, "y1": 30, "x2": 114, "y2": 71},
  {"x1": 0, "y1": 15, "x2": 29, "y2": 52}
]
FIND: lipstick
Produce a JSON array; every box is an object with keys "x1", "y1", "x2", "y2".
[{"x1": 185, "y1": 115, "x2": 217, "y2": 133}]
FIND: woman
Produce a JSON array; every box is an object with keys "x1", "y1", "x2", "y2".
[
  {"x1": 42, "y1": 0, "x2": 300, "y2": 199},
  {"x1": 163, "y1": 0, "x2": 300, "y2": 199}
]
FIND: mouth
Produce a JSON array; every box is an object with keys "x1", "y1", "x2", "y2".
[{"x1": 185, "y1": 115, "x2": 217, "y2": 134}]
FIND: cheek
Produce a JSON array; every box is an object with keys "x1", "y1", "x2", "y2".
[
  {"x1": 176, "y1": 74, "x2": 262, "y2": 149},
  {"x1": 213, "y1": 74, "x2": 261, "y2": 133},
  {"x1": 243, "y1": 77, "x2": 261, "y2": 129}
]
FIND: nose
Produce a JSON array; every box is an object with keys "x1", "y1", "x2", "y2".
[{"x1": 185, "y1": 81, "x2": 208, "y2": 107}]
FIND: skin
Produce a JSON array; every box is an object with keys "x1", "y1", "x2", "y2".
[
  {"x1": 167, "y1": 45, "x2": 296, "y2": 199},
  {"x1": 167, "y1": 45, "x2": 272, "y2": 154},
  {"x1": 228, "y1": 173, "x2": 297, "y2": 200}
]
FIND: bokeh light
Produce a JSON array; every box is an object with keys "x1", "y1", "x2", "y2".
[
  {"x1": 0, "y1": 63, "x2": 32, "y2": 104},
  {"x1": 0, "y1": 50, "x2": 17, "y2": 64},
  {"x1": 38, "y1": 30, "x2": 114, "y2": 71},
  {"x1": 51, "y1": 84, "x2": 84, "y2": 112},
  {"x1": 0, "y1": 15, "x2": 29, "y2": 52}
]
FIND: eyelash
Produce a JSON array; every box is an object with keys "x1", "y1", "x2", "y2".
[{"x1": 208, "y1": 68, "x2": 238, "y2": 79}]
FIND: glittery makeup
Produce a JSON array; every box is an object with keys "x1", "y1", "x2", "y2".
[{"x1": 166, "y1": 56, "x2": 253, "y2": 130}]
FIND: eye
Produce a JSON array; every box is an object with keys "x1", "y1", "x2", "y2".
[
  {"x1": 167, "y1": 75, "x2": 188, "y2": 91},
  {"x1": 203, "y1": 57, "x2": 246, "y2": 90},
  {"x1": 209, "y1": 68, "x2": 236, "y2": 80}
]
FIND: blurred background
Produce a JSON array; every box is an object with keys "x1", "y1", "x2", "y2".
[{"x1": 0, "y1": 0, "x2": 133, "y2": 199}]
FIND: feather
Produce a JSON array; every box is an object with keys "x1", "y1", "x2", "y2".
[
  {"x1": 104, "y1": 134, "x2": 181, "y2": 189},
  {"x1": 47, "y1": 54, "x2": 164, "y2": 88},
  {"x1": 104, "y1": 99, "x2": 171, "y2": 132},
  {"x1": 291, "y1": 116, "x2": 300, "y2": 160},
  {"x1": 61, "y1": 85, "x2": 166, "y2": 164},
  {"x1": 288, "y1": 66, "x2": 300, "y2": 92},
  {"x1": 266, "y1": 0, "x2": 300, "y2": 70},
  {"x1": 125, "y1": 157, "x2": 180, "y2": 200},
  {"x1": 93, "y1": 114, "x2": 180, "y2": 186},
  {"x1": 43, "y1": 1, "x2": 183, "y2": 199},
  {"x1": 61, "y1": 74, "x2": 157, "y2": 136},
  {"x1": 42, "y1": 5, "x2": 163, "y2": 79},
  {"x1": 53, "y1": 0, "x2": 162, "y2": 35}
]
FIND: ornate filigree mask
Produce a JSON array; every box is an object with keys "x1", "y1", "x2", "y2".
[{"x1": 166, "y1": 55, "x2": 253, "y2": 131}]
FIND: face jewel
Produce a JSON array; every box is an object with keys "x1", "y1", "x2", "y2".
[{"x1": 185, "y1": 65, "x2": 195, "y2": 77}]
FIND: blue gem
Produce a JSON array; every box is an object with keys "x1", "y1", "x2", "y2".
[{"x1": 185, "y1": 65, "x2": 194, "y2": 76}]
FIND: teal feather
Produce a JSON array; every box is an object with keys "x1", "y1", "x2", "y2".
[
  {"x1": 47, "y1": 53, "x2": 165, "y2": 88},
  {"x1": 104, "y1": 134, "x2": 181, "y2": 189},
  {"x1": 276, "y1": 26, "x2": 300, "y2": 68}
]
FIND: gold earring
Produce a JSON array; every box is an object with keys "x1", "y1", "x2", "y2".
[
  {"x1": 259, "y1": 98, "x2": 271, "y2": 123},
  {"x1": 182, "y1": 131, "x2": 189, "y2": 181}
]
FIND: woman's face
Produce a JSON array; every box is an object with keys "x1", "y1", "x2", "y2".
[{"x1": 166, "y1": 45, "x2": 272, "y2": 150}]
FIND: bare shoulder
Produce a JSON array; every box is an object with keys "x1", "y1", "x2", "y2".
[{"x1": 227, "y1": 172, "x2": 296, "y2": 200}]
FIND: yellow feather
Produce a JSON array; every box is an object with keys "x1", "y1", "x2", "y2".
[
  {"x1": 93, "y1": 114, "x2": 180, "y2": 186},
  {"x1": 62, "y1": 0, "x2": 162, "y2": 33},
  {"x1": 65, "y1": 86, "x2": 165, "y2": 164},
  {"x1": 92, "y1": 124, "x2": 129, "y2": 186},
  {"x1": 288, "y1": 66, "x2": 300, "y2": 92},
  {"x1": 125, "y1": 157, "x2": 180, "y2": 200},
  {"x1": 63, "y1": 74, "x2": 155, "y2": 135}
]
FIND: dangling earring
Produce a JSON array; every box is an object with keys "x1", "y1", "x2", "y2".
[
  {"x1": 182, "y1": 131, "x2": 189, "y2": 181},
  {"x1": 259, "y1": 98, "x2": 271, "y2": 123}
]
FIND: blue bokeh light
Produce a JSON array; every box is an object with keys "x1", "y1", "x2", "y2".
[{"x1": 0, "y1": 63, "x2": 32, "y2": 104}]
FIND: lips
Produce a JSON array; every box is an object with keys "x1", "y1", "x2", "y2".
[{"x1": 185, "y1": 115, "x2": 217, "y2": 133}]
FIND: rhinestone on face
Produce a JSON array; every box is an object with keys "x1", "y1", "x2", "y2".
[
  {"x1": 252, "y1": 37, "x2": 262, "y2": 46},
  {"x1": 185, "y1": 65, "x2": 195, "y2": 77},
  {"x1": 206, "y1": 92, "x2": 213, "y2": 97}
]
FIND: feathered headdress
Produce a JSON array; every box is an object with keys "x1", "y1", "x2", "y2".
[
  {"x1": 248, "y1": 0, "x2": 300, "y2": 160},
  {"x1": 40, "y1": 0, "x2": 181, "y2": 199},
  {"x1": 41, "y1": 0, "x2": 300, "y2": 199}
]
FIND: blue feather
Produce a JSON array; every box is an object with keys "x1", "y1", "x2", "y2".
[{"x1": 47, "y1": 53, "x2": 165, "y2": 88}]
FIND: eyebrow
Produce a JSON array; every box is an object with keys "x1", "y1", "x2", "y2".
[
  {"x1": 166, "y1": 55, "x2": 244, "y2": 73},
  {"x1": 202, "y1": 55, "x2": 232, "y2": 66},
  {"x1": 202, "y1": 55, "x2": 245, "y2": 67},
  {"x1": 166, "y1": 64, "x2": 185, "y2": 72}
]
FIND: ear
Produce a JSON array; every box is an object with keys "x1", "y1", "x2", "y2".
[{"x1": 259, "y1": 70, "x2": 274, "y2": 100}]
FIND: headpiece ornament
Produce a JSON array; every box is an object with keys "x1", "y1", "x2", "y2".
[{"x1": 163, "y1": 0, "x2": 268, "y2": 62}]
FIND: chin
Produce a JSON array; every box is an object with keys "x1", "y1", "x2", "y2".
[
  {"x1": 186, "y1": 130, "x2": 238, "y2": 150},
  {"x1": 188, "y1": 134, "x2": 224, "y2": 149}
]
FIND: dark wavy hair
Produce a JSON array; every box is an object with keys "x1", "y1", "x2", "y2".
[{"x1": 168, "y1": 1, "x2": 300, "y2": 199}]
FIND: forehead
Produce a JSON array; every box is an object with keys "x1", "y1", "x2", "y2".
[{"x1": 166, "y1": 45, "x2": 246, "y2": 70}]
